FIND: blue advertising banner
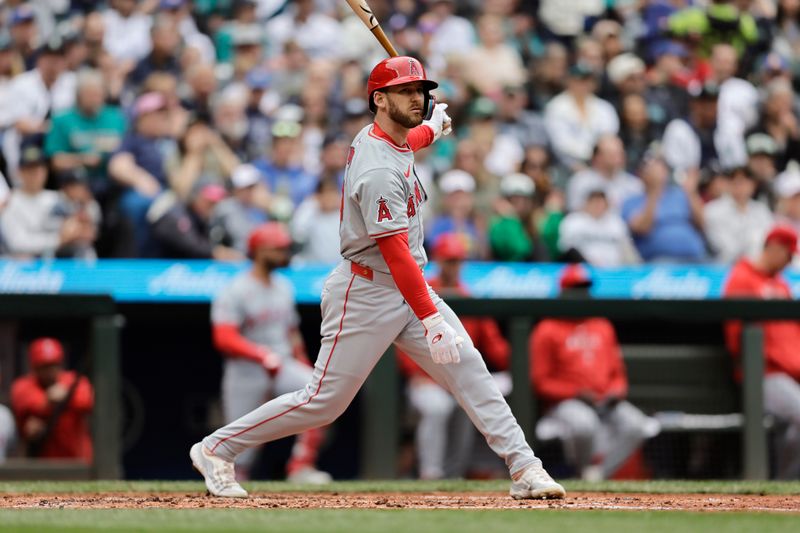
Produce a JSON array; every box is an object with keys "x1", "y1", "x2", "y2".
[{"x1": 0, "y1": 260, "x2": 798, "y2": 304}]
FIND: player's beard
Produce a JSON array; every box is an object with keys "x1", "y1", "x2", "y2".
[{"x1": 386, "y1": 96, "x2": 424, "y2": 129}]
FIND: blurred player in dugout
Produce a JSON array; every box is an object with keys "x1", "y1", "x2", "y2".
[
  {"x1": 10, "y1": 338, "x2": 94, "y2": 462},
  {"x1": 211, "y1": 222, "x2": 331, "y2": 483},
  {"x1": 724, "y1": 225, "x2": 800, "y2": 479},
  {"x1": 530, "y1": 265, "x2": 660, "y2": 481},
  {"x1": 397, "y1": 233, "x2": 511, "y2": 479}
]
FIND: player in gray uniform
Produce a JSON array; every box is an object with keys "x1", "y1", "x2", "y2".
[
  {"x1": 191, "y1": 56, "x2": 565, "y2": 500},
  {"x1": 210, "y1": 223, "x2": 331, "y2": 484}
]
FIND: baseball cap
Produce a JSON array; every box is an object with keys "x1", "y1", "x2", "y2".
[
  {"x1": 344, "y1": 98, "x2": 369, "y2": 119},
  {"x1": 438, "y1": 169, "x2": 476, "y2": 194},
  {"x1": 133, "y1": 92, "x2": 168, "y2": 118},
  {"x1": 651, "y1": 41, "x2": 688, "y2": 59},
  {"x1": 28, "y1": 338, "x2": 65, "y2": 368},
  {"x1": 233, "y1": 24, "x2": 262, "y2": 47},
  {"x1": 245, "y1": 69, "x2": 271, "y2": 90},
  {"x1": 468, "y1": 97, "x2": 497, "y2": 119},
  {"x1": 10, "y1": 5, "x2": 35, "y2": 26},
  {"x1": 271, "y1": 120, "x2": 302, "y2": 139},
  {"x1": 759, "y1": 52, "x2": 789, "y2": 75},
  {"x1": 765, "y1": 224, "x2": 799, "y2": 252},
  {"x1": 57, "y1": 167, "x2": 90, "y2": 187},
  {"x1": 607, "y1": 53, "x2": 645, "y2": 85},
  {"x1": 774, "y1": 164, "x2": 800, "y2": 199},
  {"x1": 500, "y1": 173, "x2": 535, "y2": 198},
  {"x1": 560, "y1": 264, "x2": 593, "y2": 290},
  {"x1": 38, "y1": 35, "x2": 66, "y2": 56},
  {"x1": 197, "y1": 183, "x2": 227, "y2": 202},
  {"x1": 19, "y1": 145, "x2": 46, "y2": 167},
  {"x1": 688, "y1": 81, "x2": 720, "y2": 100},
  {"x1": 568, "y1": 62, "x2": 595, "y2": 78},
  {"x1": 433, "y1": 233, "x2": 467, "y2": 261},
  {"x1": 160, "y1": 0, "x2": 186, "y2": 9},
  {"x1": 230, "y1": 164, "x2": 261, "y2": 189},
  {"x1": 746, "y1": 133, "x2": 778, "y2": 157}
]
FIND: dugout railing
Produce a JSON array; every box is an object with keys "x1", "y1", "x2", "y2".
[
  {"x1": 361, "y1": 298, "x2": 800, "y2": 481},
  {"x1": 0, "y1": 294, "x2": 121, "y2": 480}
]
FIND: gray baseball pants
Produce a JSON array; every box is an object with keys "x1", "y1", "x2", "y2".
[{"x1": 204, "y1": 261, "x2": 538, "y2": 477}]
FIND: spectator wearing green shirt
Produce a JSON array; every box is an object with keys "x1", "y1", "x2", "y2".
[
  {"x1": 44, "y1": 70, "x2": 126, "y2": 200},
  {"x1": 668, "y1": 0, "x2": 758, "y2": 59},
  {"x1": 488, "y1": 173, "x2": 549, "y2": 262}
]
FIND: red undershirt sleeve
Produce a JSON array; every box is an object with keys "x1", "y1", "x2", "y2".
[
  {"x1": 213, "y1": 323, "x2": 267, "y2": 364},
  {"x1": 376, "y1": 232, "x2": 438, "y2": 320},
  {"x1": 407, "y1": 125, "x2": 434, "y2": 152}
]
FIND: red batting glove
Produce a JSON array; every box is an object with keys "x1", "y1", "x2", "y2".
[{"x1": 260, "y1": 349, "x2": 282, "y2": 377}]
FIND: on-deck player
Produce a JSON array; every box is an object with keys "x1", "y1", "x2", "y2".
[
  {"x1": 210, "y1": 223, "x2": 331, "y2": 484},
  {"x1": 191, "y1": 56, "x2": 565, "y2": 500}
]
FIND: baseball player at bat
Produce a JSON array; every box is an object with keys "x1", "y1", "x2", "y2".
[
  {"x1": 210, "y1": 223, "x2": 331, "y2": 484},
  {"x1": 191, "y1": 56, "x2": 565, "y2": 500}
]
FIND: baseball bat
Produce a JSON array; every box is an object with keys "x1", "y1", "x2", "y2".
[{"x1": 344, "y1": 0, "x2": 398, "y2": 57}]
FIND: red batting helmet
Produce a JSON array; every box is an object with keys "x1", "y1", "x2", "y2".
[
  {"x1": 559, "y1": 264, "x2": 593, "y2": 290},
  {"x1": 367, "y1": 56, "x2": 438, "y2": 113},
  {"x1": 433, "y1": 233, "x2": 467, "y2": 261},
  {"x1": 247, "y1": 222, "x2": 292, "y2": 256},
  {"x1": 28, "y1": 338, "x2": 65, "y2": 368}
]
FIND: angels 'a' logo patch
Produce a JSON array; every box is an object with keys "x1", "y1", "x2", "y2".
[
  {"x1": 408, "y1": 59, "x2": 420, "y2": 77},
  {"x1": 377, "y1": 196, "x2": 393, "y2": 222}
]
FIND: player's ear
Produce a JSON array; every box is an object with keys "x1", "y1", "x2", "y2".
[{"x1": 373, "y1": 90, "x2": 386, "y2": 111}]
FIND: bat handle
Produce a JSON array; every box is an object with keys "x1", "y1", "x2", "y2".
[{"x1": 371, "y1": 26, "x2": 399, "y2": 57}]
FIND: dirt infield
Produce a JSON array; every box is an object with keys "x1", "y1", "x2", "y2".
[{"x1": 2, "y1": 491, "x2": 799, "y2": 512}]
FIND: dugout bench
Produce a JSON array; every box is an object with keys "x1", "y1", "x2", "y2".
[{"x1": 361, "y1": 298, "x2": 800, "y2": 481}]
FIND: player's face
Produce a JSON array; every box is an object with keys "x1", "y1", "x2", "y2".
[
  {"x1": 383, "y1": 82, "x2": 426, "y2": 128},
  {"x1": 255, "y1": 246, "x2": 290, "y2": 271}
]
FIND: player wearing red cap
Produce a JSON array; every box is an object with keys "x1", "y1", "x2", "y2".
[
  {"x1": 10, "y1": 338, "x2": 93, "y2": 461},
  {"x1": 530, "y1": 265, "x2": 659, "y2": 481},
  {"x1": 206, "y1": 223, "x2": 331, "y2": 484},
  {"x1": 724, "y1": 224, "x2": 800, "y2": 478},
  {"x1": 396, "y1": 234, "x2": 511, "y2": 479},
  {"x1": 192, "y1": 56, "x2": 564, "y2": 500}
]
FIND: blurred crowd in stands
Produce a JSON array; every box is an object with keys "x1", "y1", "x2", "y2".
[{"x1": 0, "y1": 0, "x2": 800, "y2": 266}]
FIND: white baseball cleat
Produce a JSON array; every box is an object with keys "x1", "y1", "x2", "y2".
[
  {"x1": 286, "y1": 466, "x2": 333, "y2": 485},
  {"x1": 189, "y1": 442, "x2": 249, "y2": 498},
  {"x1": 509, "y1": 461, "x2": 566, "y2": 500}
]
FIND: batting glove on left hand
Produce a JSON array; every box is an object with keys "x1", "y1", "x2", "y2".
[
  {"x1": 422, "y1": 312, "x2": 463, "y2": 364},
  {"x1": 422, "y1": 102, "x2": 452, "y2": 142}
]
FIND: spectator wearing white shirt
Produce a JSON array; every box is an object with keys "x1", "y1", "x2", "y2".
[
  {"x1": 290, "y1": 178, "x2": 341, "y2": 265},
  {"x1": 705, "y1": 166, "x2": 773, "y2": 263},
  {"x1": 710, "y1": 44, "x2": 760, "y2": 169},
  {"x1": 463, "y1": 14, "x2": 526, "y2": 98},
  {"x1": 774, "y1": 163, "x2": 800, "y2": 237},
  {"x1": 566, "y1": 135, "x2": 643, "y2": 212},
  {"x1": 265, "y1": 0, "x2": 342, "y2": 60},
  {"x1": 419, "y1": 0, "x2": 476, "y2": 72},
  {"x1": 0, "y1": 146, "x2": 82, "y2": 258},
  {"x1": 102, "y1": 0, "x2": 153, "y2": 64},
  {"x1": 661, "y1": 81, "x2": 721, "y2": 181},
  {"x1": 544, "y1": 63, "x2": 619, "y2": 170},
  {"x1": 559, "y1": 189, "x2": 639, "y2": 267},
  {"x1": 0, "y1": 38, "x2": 75, "y2": 184}
]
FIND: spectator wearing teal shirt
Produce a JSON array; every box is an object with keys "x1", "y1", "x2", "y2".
[{"x1": 44, "y1": 70, "x2": 126, "y2": 199}]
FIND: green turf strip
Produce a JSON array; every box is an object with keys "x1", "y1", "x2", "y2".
[
  {"x1": 1, "y1": 480, "x2": 799, "y2": 495},
  {"x1": 0, "y1": 509, "x2": 798, "y2": 533}
]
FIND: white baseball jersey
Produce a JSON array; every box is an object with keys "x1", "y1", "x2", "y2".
[
  {"x1": 203, "y1": 120, "x2": 543, "y2": 483},
  {"x1": 339, "y1": 124, "x2": 428, "y2": 273},
  {"x1": 211, "y1": 272, "x2": 299, "y2": 360}
]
